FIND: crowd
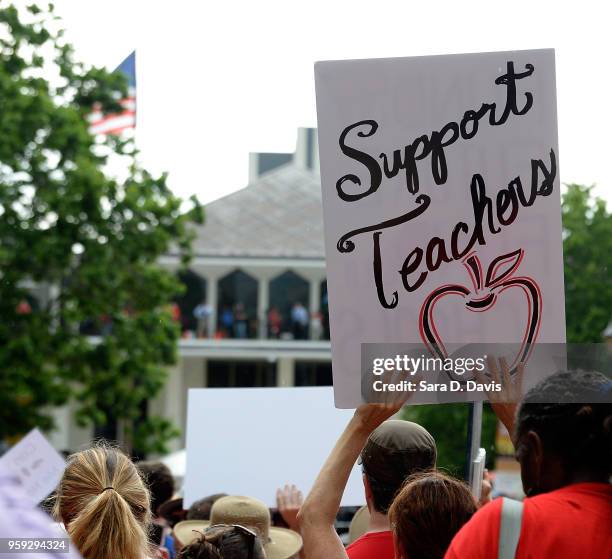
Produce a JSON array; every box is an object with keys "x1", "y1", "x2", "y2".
[
  {"x1": 1, "y1": 359, "x2": 610, "y2": 559},
  {"x1": 185, "y1": 299, "x2": 328, "y2": 340}
]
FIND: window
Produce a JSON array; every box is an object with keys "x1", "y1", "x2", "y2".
[
  {"x1": 294, "y1": 361, "x2": 333, "y2": 386},
  {"x1": 217, "y1": 270, "x2": 258, "y2": 339},
  {"x1": 207, "y1": 360, "x2": 277, "y2": 387}
]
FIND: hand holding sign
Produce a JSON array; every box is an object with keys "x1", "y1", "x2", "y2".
[{"x1": 475, "y1": 356, "x2": 526, "y2": 435}]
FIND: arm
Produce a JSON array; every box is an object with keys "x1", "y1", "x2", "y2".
[{"x1": 298, "y1": 404, "x2": 402, "y2": 559}]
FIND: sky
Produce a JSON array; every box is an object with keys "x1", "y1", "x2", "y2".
[{"x1": 43, "y1": 0, "x2": 612, "y2": 205}]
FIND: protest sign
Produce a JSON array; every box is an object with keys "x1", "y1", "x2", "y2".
[
  {"x1": 183, "y1": 387, "x2": 364, "y2": 508},
  {"x1": 0, "y1": 428, "x2": 65, "y2": 506},
  {"x1": 315, "y1": 50, "x2": 565, "y2": 407}
]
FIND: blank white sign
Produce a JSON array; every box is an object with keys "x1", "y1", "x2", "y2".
[{"x1": 183, "y1": 387, "x2": 365, "y2": 508}]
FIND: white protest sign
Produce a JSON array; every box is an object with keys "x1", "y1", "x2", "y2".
[
  {"x1": 0, "y1": 428, "x2": 66, "y2": 506},
  {"x1": 315, "y1": 50, "x2": 565, "y2": 407},
  {"x1": 183, "y1": 387, "x2": 364, "y2": 508}
]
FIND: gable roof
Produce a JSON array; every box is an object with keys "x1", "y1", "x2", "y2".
[{"x1": 190, "y1": 163, "x2": 326, "y2": 259}]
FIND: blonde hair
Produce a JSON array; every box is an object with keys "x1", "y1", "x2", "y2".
[{"x1": 54, "y1": 445, "x2": 152, "y2": 559}]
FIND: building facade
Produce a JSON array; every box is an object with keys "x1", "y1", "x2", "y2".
[{"x1": 50, "y1": 128, "x2": 332, "y2": 453}]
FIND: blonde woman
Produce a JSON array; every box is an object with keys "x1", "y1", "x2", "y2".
[{"x1": 54, "y1": 445, "x2": 153, "y2": 559}]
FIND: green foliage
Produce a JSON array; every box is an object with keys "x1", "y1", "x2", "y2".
[
  {"x1": 562, "y1": 184, "x2": 611, "y2": 343},
  {"x1": 0, "y1": 4, "x2": 203, "y2": 453},
  {"x1": 401, "y1": 403, "x2": 498, "y2": 477}
]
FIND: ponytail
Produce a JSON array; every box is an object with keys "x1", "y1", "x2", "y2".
[{"x1": 54, "y1": 446, "x2": 151, "y2": 559}]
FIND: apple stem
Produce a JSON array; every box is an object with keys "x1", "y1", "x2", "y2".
[{"x1": 464, "y1": 254, "x2": 483, "y2": 294}]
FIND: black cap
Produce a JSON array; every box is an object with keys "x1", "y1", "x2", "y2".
[{"x1": 360, "y1": 420, "x2": 437, "y2": 492}]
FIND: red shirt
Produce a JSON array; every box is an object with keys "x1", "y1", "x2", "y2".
[
  {"x1": 445, "y1": 483, "x2": 612, "y2": 559},
  {"x1": 346, "y1": 530, "x2": 395, "y2": 559}
]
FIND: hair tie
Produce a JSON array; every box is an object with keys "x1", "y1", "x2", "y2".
[{"x1": 102, "y1": 486, "x2": 115, "y2": 492}]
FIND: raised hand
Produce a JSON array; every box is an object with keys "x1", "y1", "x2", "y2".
[
  {"x1": 476, "y1": 356, "x2": 524, "y2": 437},
  {"x1": 276, "y1": 484, "x2": 303, "y2": 533}
]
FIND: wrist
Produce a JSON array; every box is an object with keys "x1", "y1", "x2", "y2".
[{"x1": 349, "y1": 414, "x2": 377, "y2": 438}]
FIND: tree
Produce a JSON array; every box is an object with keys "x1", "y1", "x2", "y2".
[
  {"x1": 401, "y1": 403, "x2": 498, "y2": 476},
  {"x1": 562, "y1": 184, "x2": 612, "y2": 343},
  {"x1": 0, "y1": 4, "x2": 202, "y2": 454}
]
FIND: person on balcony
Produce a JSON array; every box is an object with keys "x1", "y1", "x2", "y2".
[
  {"x1": 291, "y1": 302, "x2": 309, "y2": 340},
  {"x1": 193, "y1": 300, "x2": 212, "y2": 338},
  {"x1": 268, "y1": 306, "x2": 283, "y2": 338},
  {"x1": 234, "y1": 303, "x2": 248, "y2": 338}
]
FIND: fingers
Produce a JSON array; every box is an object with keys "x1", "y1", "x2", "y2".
[
  {"x1": 486, "y1": 355, "x2": 501, "y2": 386},
  {"x1": 515, "y1": 361, "x2": 525, "y2": 393},
  {"x1": 499, "y1": 356, "x2": 512, "y2": 393},
  {"x1": 474, "y1": 370, "x2": 499, "y2": 402},
  {"x1": 277, "y1": 484, "x2": 303, "y2": 509},
  {"x1": 276, "y1": 487, "x2": 286, "y2": 509},
  {"x1": 479, "y1": 478, "x2": 493, "y2": 507}
]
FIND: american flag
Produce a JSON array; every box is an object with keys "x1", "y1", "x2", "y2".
[{"x1": 88, "y1": 51, "x2": 136, "y2": 135}]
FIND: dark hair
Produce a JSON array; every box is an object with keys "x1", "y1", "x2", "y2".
[
  {"x1": 364, "y1": 462, "x2": 434, "y2": 515},
  {"x1": 177, "y1": 526, "x2": 266, "y2": 559},
  {"x1": 177, "y1": 538, "x2": 222, "y2": 559},
  {"x1": 187, "y1": 494, "x2": 228, "y2": 521},
  {"x1": 516, "y1": 370, "x2": 612, "y2": 476},
  {"x1": 363, "y1": 474, "x2": 400, "y2": 514},
  {"x1": 388, "y1": 471, "x2": 476, "y2": 559},
  {"x1": 137, "y1": 461, "x2": 174, "y2": 516}
]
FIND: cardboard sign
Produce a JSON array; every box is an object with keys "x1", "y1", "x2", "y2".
[
  {"x1": 315, "y1": 50, "x2": 565, "y2": 407},
  {"x1": 183, "y1": 387, "x2": 365, "y2": 508},
  {"x1": 0, "y1": 429, "x2": 66, "y2": 506}
]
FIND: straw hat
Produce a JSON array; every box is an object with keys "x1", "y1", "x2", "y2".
[
  {"x1": 348, "y1": 505, "x2": 370, "y2": 544},
  {"x1": 173, "y1": 495, "x2": 303, "y2": 559}
]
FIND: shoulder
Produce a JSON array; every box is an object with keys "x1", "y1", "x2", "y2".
[
  {"x1": 445, "y1": 498, "x2": 504, "y2": 559},
  {"x1": 521, "y1": 483, "x2": 612, "y2": 527},
  {"x1": 347, "y1": 531, "x2": 394, "y2": 559}
]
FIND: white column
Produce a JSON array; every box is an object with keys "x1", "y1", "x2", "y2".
[
  {"x1": 309, "y1": 279, "x2": 321, "y2": 314},
  {"x1": 309, "y1": 278, "x2": 322, "y2": 340},
  {"x1": 181, "y1": 358, "x2": 205, "y2": 447},
  {"x1": 149, "y1": 359, "x2": 184, "y2": 452},
  {"x1": 277, "y1": 358, "x2": 294, "y2": 387},
  {"x1": 47, "y1": 404, "x2": 70, "y2": 450},
  {"x1": 257, "y1": 276, "x2": 270, "y2": 339},
  {"x1": 206, "y1": 275, "x2": 218, "y2": 338}
]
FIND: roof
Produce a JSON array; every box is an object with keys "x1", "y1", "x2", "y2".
[{"x1": 189, "y1": 163, "x2": 326, "y2": 259}]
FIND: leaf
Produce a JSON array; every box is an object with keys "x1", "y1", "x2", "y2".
[{"x1": 484, "y1": 249, "x2": 523, "y2": 287}]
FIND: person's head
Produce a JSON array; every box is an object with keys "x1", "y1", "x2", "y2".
[
  {"x1": 54, "y1": 445, "x2": 151, "y2": 559},
  {"x1": 158, "y1": 497, "x2": 188, "y2": 528},
  {"x1": 174, "y1": 496, "x2": 302, "y2": 559},
  {"x1": 360, "y1": 420, "x2": 436, "y2": 515},
  {"x1": 514, "y1": 370, "x2": 612, "y2": 496},
  {"x1": 177, "y1": 524, "x2": 267, "y2": 559},
  {"x1": 388, "y1": 471, "x2": 477, "y2": 559},
  {"x1": 187, "y1": 493, "x2": 229, "y2": 521},
  {"x1": 137, "y1": 460, "x2": 175, "y2": 517}
]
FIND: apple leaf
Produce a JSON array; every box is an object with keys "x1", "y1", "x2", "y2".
[{"x1": 485, "y1": 249, "x2": 524, "y2": 287}]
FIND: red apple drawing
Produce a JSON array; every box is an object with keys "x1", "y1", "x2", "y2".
[{"x1": 418, "y1": 248, "x2": 542, "y2": 381}]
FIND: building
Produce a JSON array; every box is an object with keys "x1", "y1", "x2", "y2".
[{"x1": 50, "y1": 128, "x2": 332, "y2": 453}]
